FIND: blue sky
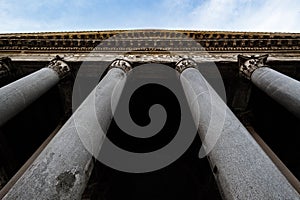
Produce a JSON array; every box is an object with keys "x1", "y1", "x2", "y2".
[{"x1": 1, "y1": 0, "x2": 300, "y2": 33}]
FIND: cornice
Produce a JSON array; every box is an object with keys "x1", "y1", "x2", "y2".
[{"x1": 0, "y1": 30, "x2": 299, "y2": 53}]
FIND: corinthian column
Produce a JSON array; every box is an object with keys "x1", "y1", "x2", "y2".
[
  {"x1": 2, "y1": 59, "x2": 132, "y2": 200},
  {"x1": 0, "y1": 56, "x2": 70, "y2": 126},
  {"x1": 176, "y1": 59, "x2": 299, "y2": 199},
  {"x1": 239, "y1": 54, "x2": 300, "y2": 119}
]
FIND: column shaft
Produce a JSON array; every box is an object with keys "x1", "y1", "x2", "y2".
[
  {"x1": 0, "y1": 57, "x2": 69, "y2": 126},
  {"x1": 179, "y1": 65, "x2": 299, "y2": 199},
  {"x1": 252, "y1": 67, "x2": 300, "y2": 119},
  {"x1": 0, "y1": 68, "x2": 59, "y2": 126},
  {"x1": 238, "y1": 54, "x2": 300, "y2": 119},
  {"x1": 3, "y1": 64, "x2": 129, "y2": 199}
]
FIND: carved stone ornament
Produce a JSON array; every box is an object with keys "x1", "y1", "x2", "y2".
[
  {"x1": 175, "y1": 58, "x2": 197, "y2": 73},
  {"x1": 0, "y1": 57, "x2": 12, "y2": 78},
  {"x1": 238, "y1": 54, "x2": 269, "y2": 80},
  {"x1": 1, "y1": 30, "x2": 299, "y2": 53},
  {"x1": 47, "y1": 55, "x2": 70, "y2": 79},
  {"x1": 109, "y1": 59, "x2": 132, "y2": 73}
]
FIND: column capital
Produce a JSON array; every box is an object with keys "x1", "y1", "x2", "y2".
[
  {"x1": 0, "y1": 57, "x2": 12, "y2": 78},
  {"x1": 175, "y1": 58, "x2": 197, "y2": 73},
  {"x1": 47, "y1": 55, "x2": 70, "y2": 79},
  {"x1": 238, "y1": 54, "x2": 268, "y2": 80},
  {"x1": 109, "y1": 59, "x2": 132, "y2": 73}
]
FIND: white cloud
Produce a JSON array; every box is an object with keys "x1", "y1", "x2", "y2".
[
  {"x1": 241, "y1": 0, "x2": 300, "y2": 32},
  {"x1": 171, "y1": 0, "x2": 300, "y2": 32}
]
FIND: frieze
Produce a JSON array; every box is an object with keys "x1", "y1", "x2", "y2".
[{"x1": 0, "y1": 30, "x2": 299, "y2": 52}]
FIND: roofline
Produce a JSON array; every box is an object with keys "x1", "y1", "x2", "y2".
[{"x1": 0, "y1": 29, "x2": 300, "y2": 36}]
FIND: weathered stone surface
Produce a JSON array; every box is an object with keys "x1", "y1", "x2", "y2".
[
  {"x1": 180, "y1": 67, "x2": 300, "y2": 200},
  {"x1": 3, "y1": 68, "x2": 127, "y2": 200}
]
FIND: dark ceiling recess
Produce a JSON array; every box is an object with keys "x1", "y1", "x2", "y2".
[{"x1": 84, "y1": 74, "x2": 222, "y2": 200}]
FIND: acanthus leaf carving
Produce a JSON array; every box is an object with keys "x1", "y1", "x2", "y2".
[
  {"x1": 47, "y1": 55, "x2": 70, "y2": 79},
  {"x1": 238, "y1": 54, "x2": 268, "y2": 80}
]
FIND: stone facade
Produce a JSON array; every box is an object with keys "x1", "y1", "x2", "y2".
[{"x1": 0, "y1": 30, "x2": 300, "y2": 200}]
